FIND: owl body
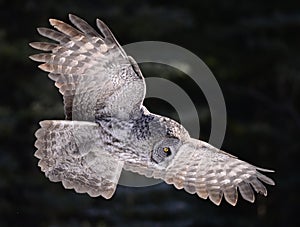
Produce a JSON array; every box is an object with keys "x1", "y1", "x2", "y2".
[
  {"x1": 95, "y1": 106, "x2": 188, "y2": 163},
  {"x1": 31, "y1": 14, "x2": 274, "y2": 205}
]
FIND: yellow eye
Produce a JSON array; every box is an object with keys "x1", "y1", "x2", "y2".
[{"x1": 163, "y1": 147, "x2": 169, "y2": 153}]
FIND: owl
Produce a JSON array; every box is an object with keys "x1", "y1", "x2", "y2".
[{"x1": 30, "y1": 14, "x2": 274, "y2": 206}]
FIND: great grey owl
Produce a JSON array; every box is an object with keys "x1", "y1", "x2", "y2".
[{"x1": 30, "y1": 14, "x2": 274, "y2": 206}]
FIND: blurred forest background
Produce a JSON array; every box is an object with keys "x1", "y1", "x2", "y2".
[{"x1": 0, "y1": 0, "x2": 299, "y2": 226}]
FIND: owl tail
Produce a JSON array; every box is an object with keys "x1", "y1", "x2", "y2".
[{"x1": 34, "y1": 120, "x2": 124, "y2": 199}]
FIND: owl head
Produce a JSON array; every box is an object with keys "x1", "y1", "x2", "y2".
[
  {"x1": 151, "y1": 137, "x2": 181, "y2": 165},
  {"x1": 151, "y1": 117, "x2": 190, "y2": 166}
]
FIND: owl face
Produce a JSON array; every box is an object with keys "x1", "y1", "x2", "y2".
[{"x1": 151, "y1": 138, "x2": 181, "y2": 165}]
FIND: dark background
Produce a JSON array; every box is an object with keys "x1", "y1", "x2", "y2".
[{"x1": 0, "y1": 0, "x2": 299, "y2": 226}]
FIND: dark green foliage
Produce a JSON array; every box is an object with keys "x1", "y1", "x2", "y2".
[{"x1": 0, "y1": 0, "x2": 299, "y2": 226}]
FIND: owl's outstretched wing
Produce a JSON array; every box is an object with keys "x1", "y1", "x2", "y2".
[
  {"x1": 34, "y1": 120, "x2": 124, "y2": 198},
  {"x1": 30, "y1": 14, "x2": 145, "y2": 121},
  {"x1": 126, "y1": 138, "x2": 275, "y2": 206},
  {"x1": 162, "y1": 139, "x2": 275, "y2": 206}
]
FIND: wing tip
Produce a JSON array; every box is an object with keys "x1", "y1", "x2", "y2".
[
  {"x1": 226, "y1": 200, "x2": 237, "y2": 206},
  {"x1": 267, "y1": 178, "x2": 275, "y2": 186},
  {"x1": 36, "y1": 27, "x2": 51, "y2": 37},
  {"x1": 28, "y1": 42, "x2": 36, "y2": 49},
  {"x1": 256, "y1": 172, "x2": 276, "y2": 186},
  {"x1": 28, "y1": 54, "x2": 36, "y2": 61},
  {"x1": 210, "y1": 198, "x2": 222, "y2": 206},
  {"x1": 38, "y1": 63, "x2": 53, "y2": 72},
  {"x1": 96, "y1": 18, "x2": 108, "y2": 31},
  {"x1": 224, "y1": 191, "x2": 238, "y2": 206},
  {"x1": 256, "y1": 167, "x2": 275, "y2": 173},
  {"x1": 39, "y1": 120, "x2": 52, "y2": 128},
  {"x1": 49, "y1": 18, "x2": 62, "y2": 27},
  {"x1": 96, "y1": 18, "x2": 103, "y2": 25},
  {"x1": 68, "y1": 13, "x2": 79, "y2": 21},
  {"x1": 36, "y1": 27, "x2": 44, "y2": 35},
  {"x1": 29, "y1": 42, "x2": 43, "y2": 51},
  {"x1": 29, "y1": 53, "x2": 44, "y2": 62}
]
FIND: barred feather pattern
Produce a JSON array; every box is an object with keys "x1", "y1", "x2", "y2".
[
  {"x1": 162, "y1": 139, "x2": 275, "y2": 206},
  {"x1": 34, "y1": 120, "x2": 124, "y2": 198},
  {"x1": 30, "y1": 14, "x2": 145, "y2": 120},
  {"x1": 123, "y1": 142, "x2": 275, "y2": 206},
  {"x1": 30, "y1": 14, "x2": 275, "y2": 205}
]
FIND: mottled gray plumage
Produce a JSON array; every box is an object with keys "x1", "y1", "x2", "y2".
[{"x1": 30, "y1": 14, "x2": 274, "y2": 206}]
